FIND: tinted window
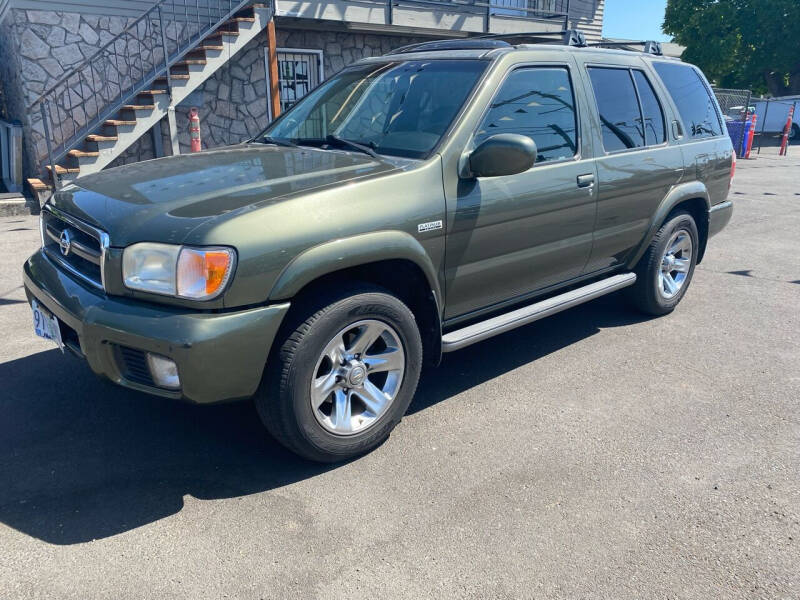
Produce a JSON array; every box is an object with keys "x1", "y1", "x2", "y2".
[
  {"x1": 633, "y1": 70, "x2": 666, "y2": 145},
  {"x1": 475, "y1": 67, "x2": 578, "y2": 163},
  {"x1": 588, "y1": 67, "x2": 645, "y2": 152},
  {"x1": 652, "y1": 62, "x2": 722, "y2": 138}
]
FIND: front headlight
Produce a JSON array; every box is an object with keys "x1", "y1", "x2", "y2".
[{"x1": 122, "y1": 243, "x2": 236, "y2": 300}]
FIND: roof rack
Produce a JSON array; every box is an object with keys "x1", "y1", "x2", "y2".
[
  {"x1": 386, "y1": 39, "x2": 511, "y2": 55},
  {"x1": 589, "y1": 40, "x2": 663, "y2": 56},
  {"x1": 475, "y1": 29, "x2": 588, "y2": 48},
  {"x1": 386, "y1": 29, "x2": 588, "y2": 55}
]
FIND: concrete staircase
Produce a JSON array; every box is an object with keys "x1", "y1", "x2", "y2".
[{"x1": 29, "y1": 2, "x2": 270, "y2": 202}]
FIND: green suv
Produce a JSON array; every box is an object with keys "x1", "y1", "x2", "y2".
[{"x1": 23, "y1": 35, "x2": 734, "y2": 461}]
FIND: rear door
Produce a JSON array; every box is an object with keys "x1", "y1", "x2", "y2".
[
  {"x1": 650, "y1": 61, "x2": 733, "y2": 206},
  {"x1": 577, "y1": 59, "x2": 685, "y2": 273},
  {"x1": 444, "y1": 62, "x2": 597, "y2": 319}
]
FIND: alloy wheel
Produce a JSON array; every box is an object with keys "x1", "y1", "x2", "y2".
[
  {"x1": 658, "y1": 229, "x2": 693, "y2": 299},
  {"x1": 310, "y1": 319, "x2": 405, "y2": 436}
]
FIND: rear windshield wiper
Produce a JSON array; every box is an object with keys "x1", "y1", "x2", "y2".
[
  {"x1": 325, "y1": 135, "x2": 379, "y2": 158},
  {"x1": 254, "y1": 136, "x2": 299, "y2": 148}
]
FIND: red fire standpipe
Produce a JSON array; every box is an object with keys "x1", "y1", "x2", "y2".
[{"x1": 189, "y1": 107, "x2": 202, "y2": 153}]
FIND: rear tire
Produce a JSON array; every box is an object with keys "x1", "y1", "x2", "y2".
[
  {"x1": 627, "y1": 211, "x2": 699, "y2": 316},
  {"x1": 255, "y1": 286, "x2": 423, "y2": 462}
]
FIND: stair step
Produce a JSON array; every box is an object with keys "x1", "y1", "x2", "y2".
[
  {"x1": 27, "y1": 178, "x2": 50, "y2": 191},
  {"x1": 105, "y1": 119, "x2": 137, "y2": 126},
  {"x1": 227, "y1": 16, "x2": 255, "y2": 23},
  {"x1": 156, "y1": 74, "x2": 190, "y2": 82},
  {"x1": 441, "y1": 273, "x2": 638, "y2": 352},
  {"x1": 200, "y1": 44, "x2": 224, "y2": 51},
  {"x1": 206, "y1": 31, "x2": 239, "y2": 41},
  {"x1": 175, "y1": 59, "x2": 207, "y2": 66},
  {"x1": 139, "y1": 89, "x2": 169, "y2": 95},
  {"x1": 86, "y1": 134, "x2": 118, "y2": 142},
  {"x1": 68, "y1": 149, "x2": 99, "y2": 158},
  {"x1": 46, "y1": 165, "x2": 80, "y2": 175},
  {"x1": 122, "y1": 104, "x2": 156, "y2": 110}
]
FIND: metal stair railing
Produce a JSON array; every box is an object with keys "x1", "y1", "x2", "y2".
[{"x1": 31, "y1": 0, "x2": 256, "y2": 184}]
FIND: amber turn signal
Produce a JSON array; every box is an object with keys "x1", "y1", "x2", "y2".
[{"x1": 177, "y1": 247, "x2": 236, "y2": 300}]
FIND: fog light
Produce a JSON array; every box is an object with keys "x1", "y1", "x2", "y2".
[{"x1": 146, "y1": 353, "x2": 180, "y2": 389}]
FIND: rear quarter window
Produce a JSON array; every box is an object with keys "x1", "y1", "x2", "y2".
[{"x1": 652, "y1": 62, "x2": 722, "y2": 139}]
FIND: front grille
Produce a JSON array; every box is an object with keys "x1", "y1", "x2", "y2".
[
  {"x1": 114, "y1": 345, "x2": 155, "y2": 387},
  {"x1": 41, "y1": 207, "x2": 106, "y2": 290}
]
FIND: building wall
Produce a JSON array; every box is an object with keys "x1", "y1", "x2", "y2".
[
  {"x1": 1, "y1": 7, "x2": 140, "y2": 176},
  {"x1": 110, "y1": 26, "x2": 429, "y2": 166},
  {"x1": 567, "y1": 0, "x2": 605, "y2": 42}
]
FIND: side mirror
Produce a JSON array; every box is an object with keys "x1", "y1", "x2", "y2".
[{"x1": 468, "y1": 134, "x2": 537, "y2": 178}]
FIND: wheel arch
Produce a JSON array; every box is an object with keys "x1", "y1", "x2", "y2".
[
  {"x1": 627, "y1": 182, "x2": 711, "y2": 269},
  {"x1": 269, "y1": 231, "x2": 443, "y2": 366}
]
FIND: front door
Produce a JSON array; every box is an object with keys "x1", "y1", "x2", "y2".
[{"x1": 444, "y1": 65, "x2": 597, "y2": 320}]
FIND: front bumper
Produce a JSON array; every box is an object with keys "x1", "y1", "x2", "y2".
[{"x1": 23, "y1": 249, "x2": 289, "y2": 404}]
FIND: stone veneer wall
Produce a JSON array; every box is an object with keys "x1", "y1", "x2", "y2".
[
  {"x1": 109, "y1": 27, "x2": 429, "y2": 166},
  {"x1": 1, "y1": 9, "x2": 431, "y2": 174},
  {"x1": 2, "y1": 9, "x2": 138, "y2": 176}
]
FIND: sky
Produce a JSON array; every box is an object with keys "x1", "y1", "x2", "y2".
[{"x1": 602, "y1": 0, "x2": 671, "y2": 42}]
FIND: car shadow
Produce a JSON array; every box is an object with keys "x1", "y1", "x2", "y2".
[{"x1": 0, "y1": 292, "x2": 650, "y2": 545}]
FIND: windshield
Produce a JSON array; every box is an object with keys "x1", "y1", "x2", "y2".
[{"x1": 262, "y1": 60, "x2": 488, "y2": 159}]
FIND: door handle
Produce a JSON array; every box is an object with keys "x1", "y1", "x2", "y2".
[{"x1": 577, "y1": 173, "x2": 595, "y2": 188}]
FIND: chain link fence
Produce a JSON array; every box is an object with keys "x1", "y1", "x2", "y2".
[{"x1": 713, "y1": 87, "x2": 752, "y2": 157}]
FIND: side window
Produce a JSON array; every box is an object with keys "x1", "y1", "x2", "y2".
[
  {"x1": 652, "y1": 62, "x2": 722, "y2": 138},
  {"x1": 588, "y1": 67, "x2": 645, "y2": 152},
  {"x1": 475, "y1": 67, "x2": 578, "y2": 164},
  {"x1": 632, "y1": 70, "x2": 666, "y2": 146}
]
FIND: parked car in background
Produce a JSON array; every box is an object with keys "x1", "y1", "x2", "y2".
[{"x1": 23, "y1": 34, "x2": 734, "y2": 462}]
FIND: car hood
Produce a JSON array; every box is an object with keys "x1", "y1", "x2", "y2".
[{"x1": 50, "y1": 144, "x2": 403, "y2": 246}]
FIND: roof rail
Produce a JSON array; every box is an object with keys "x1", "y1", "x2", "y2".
[
  {"x1": 386, "y1": 39, "x2": 511, "y2": 55},
  {"x1": 476, "y1": 29, "x2": 587, "y2": 48},
  {"x1": 386, "y1": 29, "x2": 588, "y2": 55},
  {"x1": 589, "y1": 40, "x2": 663, "y2": 56}
]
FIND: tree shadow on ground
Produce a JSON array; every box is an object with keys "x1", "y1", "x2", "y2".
[{"x1": 0, "y1": 292, "x2": 650, "y2": 545}]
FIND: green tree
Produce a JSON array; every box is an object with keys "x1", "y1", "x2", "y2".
[{"x1": 663, "y1": 0, "x2": 800, "y2": 96}]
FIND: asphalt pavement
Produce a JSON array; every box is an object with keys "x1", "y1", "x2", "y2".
[{"x1": 0, "y1": 153, "x2": 798, "y2": 599}]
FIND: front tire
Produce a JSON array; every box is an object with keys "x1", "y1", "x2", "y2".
[
  {"x1": 627, "y1": 211, "x2": 699, "y2": 316},
  {"x1": 256, "y1": 286, "x2": 423, "y2": 462}
]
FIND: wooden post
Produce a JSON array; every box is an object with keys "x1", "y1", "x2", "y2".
[{"x1": 266, "y1": 19, "x2": 281, "y2": 120}]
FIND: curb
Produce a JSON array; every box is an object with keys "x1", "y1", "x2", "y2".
[{"x1": 0, "y1": 194, "x2": 39, "y2": 217}]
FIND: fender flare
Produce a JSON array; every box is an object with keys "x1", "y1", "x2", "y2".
[
  {"x1": 626, "y1": 181, "x2": 711, "y2": 269},
  {"x1": 268, "y1": 230, "x2": 443, "y2": 305}
]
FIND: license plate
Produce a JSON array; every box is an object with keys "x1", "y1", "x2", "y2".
[{"x1": 31, "y1": 300, "x2": 64, "y2": 352}]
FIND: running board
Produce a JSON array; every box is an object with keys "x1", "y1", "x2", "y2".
[{"x1": 441, "y1": 272, "x2": 637, "y2": 352}]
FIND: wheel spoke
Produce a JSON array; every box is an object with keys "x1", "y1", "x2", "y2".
[
  {"x1": 668, "y1": 236, "x2": 685, "y2": 256},
  {"x1": 312, "y1": 371, "x2": 339, "y2": 408},
  {"x1": 331, "y1": 389, "x2": 352, "y2": 433},
  {"x1": 673, "y1": 257, "x2": 690, "y2": 273},
  {"x1": 363, "y1": 347, "x2": 404, "y2": 373},
  {"x1": 662, "y1": 272, "x2": 678, "y2": 295},
  {"x1": 348, "y1": 321, "x2": 385, "y2": 356},
  {"x1": 356, "y1": 380, "x2": 389, "y2": 416},
  {"x1": 326, "y1": 336, "x2": 346, "y2": 366}
]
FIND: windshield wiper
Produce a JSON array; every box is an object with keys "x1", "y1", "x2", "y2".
[
  {"x1": 255, "y1": 136, "x2": 299, "y2": 148},
  {"x1": 325, "y1": 135, "x2": 379, "y2": 158}
]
